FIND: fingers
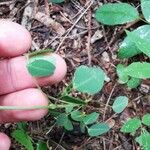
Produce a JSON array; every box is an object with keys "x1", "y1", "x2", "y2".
[
  {"x1": 0, "y1": 133, "x2": 11, "y2": 150},
  {"x1": 0, "y1": 88, "x2": 48, "y2": 123},
  {"x1": 0, "y1": 20, "x2": 31, "y2": 57},
  {"x1": 0, "y1": 53, "x2": 67, "y2": 95}
]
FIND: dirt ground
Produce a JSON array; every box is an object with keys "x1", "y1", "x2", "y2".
[{"x1": 0, "y1": 0, "x2": 150, "y2": 149}]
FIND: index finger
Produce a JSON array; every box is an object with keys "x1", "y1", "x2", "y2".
[{"x1": 0, "y1": 20, "x2": 32, "y2": 57}]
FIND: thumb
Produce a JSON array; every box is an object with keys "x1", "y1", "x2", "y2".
[{"x1": 0, "y1": 133, "x2": 11, "y2": 150}]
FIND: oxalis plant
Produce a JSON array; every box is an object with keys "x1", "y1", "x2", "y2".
[{"x1": 95, "y1": 1, "x2": 150, "y2": 150}]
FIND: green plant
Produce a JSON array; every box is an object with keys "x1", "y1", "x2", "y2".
[
  {"x1": 95, "y1": 1, "x2": 150, "y2": 149},
  {"x1": 11, "y1": 122, "x2": 47, "y2": 150},
  {"x1": 3, "y1": 1, "x2": 149, "y2": 149},
  {"x1": 121, "y1": 114, "x2": 150, "y2": 150},
  {"x1": 8, "y1": 49, "x2": 113, "y2": 149},
  {"x1": 95, "y1": 1, "x2": 150, "y2": 89}
]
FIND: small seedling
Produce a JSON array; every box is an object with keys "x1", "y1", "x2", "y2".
[
  {"x1": 121, "y1": 114, "x2": 150, "y2": 150},
  {"x1": 11, "y1": 122, "x2": 47, "y2": 150}
]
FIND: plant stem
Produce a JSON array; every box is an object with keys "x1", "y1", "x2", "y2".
[
  {"x1": 0, "y1": 104, "x2": 69, "y2": 111},
  {"x1": 0, "y1": 105, "x2": 49, "y2": 110}
]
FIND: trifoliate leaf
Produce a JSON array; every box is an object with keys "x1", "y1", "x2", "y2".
[
  {"x1": 112, "y1": 96, "x2": 128, "y2": 113},
  {"x1": 125, "y1": 62, "x2": 150, "y2": 79},
  {"x1": 121, "y1": 118, "x2": 141, "y2": 133},
  {"x1": 118, "y1": 25, "x2": 150, "y2": 59},
  {"x1": 88, "y1": 123, "x2": 110, "y2": 137},
  {"x1": 27, "y1": 55, "x2": 56, "y2": 77},
  {"x1": 73, "y1": 65, "x2": 105, "y2": 94},
  {"x1": 83, "y1": 112, "x2": 99, "y2": 125},
  {"x1": 142, "y1": 114, "x2": 150, "y2": 126},
  {"x1": 95, "y1": 3, "x2": 139, "y2": 25}
]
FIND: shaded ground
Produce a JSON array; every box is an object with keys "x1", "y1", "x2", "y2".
[{"x1": 0, "y1": 0, "x2": 150, "y2": 149}]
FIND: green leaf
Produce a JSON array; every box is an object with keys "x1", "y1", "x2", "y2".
[
  {"x1": 141, "y1": 0, "x2": 150, "y2": 23},
  {"x1": 126, "y1": 31, "x2": 150, "y2": 57},
  {"x1": 112, "y1": 96, "x2": 128, "y2": 113},
  {"x1": 80, "y1": 122, "x2": 86, "y2": 133},
  {"x1": 136, "y1": 131, "x2": 150, "y2": 150},
  {"x1": 142, "y1": 114, "x2": 150, "y2": 126},
  {"x1": 36, "y1": 141, "x2": 47, "y2": 150},
  {"x1": 83, "y1": 112, "x2": 99, "y2": 125},
  {"x1": 121, "y1": 118, "x2": 141, "y2": 133},
  {"x1": 88, "y1": 123, "x2": 110, "y2": 137},
  {"x1": 65, "y1": 105, "x2": 74, "y2": 113},
  {"x1": 118, "y1": 25, "x2": 150, "y2": 59},
  {"x1": 56, "y1": 113, "x2": 73, "y2": 131},
  {"x1": 11, "y1": 130, "x2": 34, "y2": 150},
  {"x1": 61, "y1": 95, "x2": 86, "y2": 105},
  {"x1": 116, "y1": 64, "x2": 129, "y2": 83},
  {"x1": 71, "y1": 110, "x2": 85, "y2": 122},
  {"x1": 64, "y1": 119, "x2": 73, "y2": 131},
  {"x1": 95, "y1": 3, "x2": 139, "y2": 25},
  {"x1": 48, "y1": 0, "x2": 64, "y2": 3},
  {"x1": 125, "y1": 62, "x2": 150, "y2": 79},
  {"x1": 73, "y1": 65, "x2": 105, "y2": 94},
  {"x1": 127, "y1": 77, "x2": 141, "y2": 89},
  {"x1": 27, "y1": 55, "x2": 56, "y2": 77}
]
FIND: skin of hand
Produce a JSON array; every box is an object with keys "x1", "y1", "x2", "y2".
[{"x1": 0, "y1": 20, "x2": 67, "y2": 149}]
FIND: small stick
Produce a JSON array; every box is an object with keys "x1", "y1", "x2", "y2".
[
  {"x1": 44, "y1": 0, "x2": 50, "y2": 15},
  {"x1": 103, "y1": 83, "x2": 117, "y2": 120},
  {"x1": 34, "y1": 12, "x2": 66, "y2": 35},
  {"x1": 86, "y1": 2, "x2": 92, "y2": 65}
]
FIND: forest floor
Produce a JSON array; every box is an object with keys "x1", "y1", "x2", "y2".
[{"x1": 0, "y1": 0, "x2": 150, "y2": 150}]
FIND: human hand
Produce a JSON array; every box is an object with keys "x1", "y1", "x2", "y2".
[{"x1": 0, "y1": 20, "x2": 67, "y2": 149}]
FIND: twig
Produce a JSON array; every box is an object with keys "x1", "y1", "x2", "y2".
[
  {"x1": 34, "y1": 12, "x2": 66, "y2": 35},
  {"x1": 60, "y1": 11, "x2": 100, "y2": 30},
  {"x1": 44, "y1": 0, "x2": 50, "y2": 15},
  {"x1": 86, "y1": 3, "x2": 92, "y2": 65},
  {"x1": 21, "y1": 0, "x2": 33, "y2": 30},
  {"x1": 103, "y1": 83, "x2": 117, "y2": 120},
  {"x1": 0, "y1": 1, "x2": 14, "y2": 5},
  {"x1": 55, "y1": 0, "x2": 94, "y2": 52},
  {"x1": 54, "y1": 132, "x2": 65, "y2": 150}
]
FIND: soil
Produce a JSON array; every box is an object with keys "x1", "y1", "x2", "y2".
[{"x1": 0, "y1": 0, "x2": 150, "y2": 150}]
